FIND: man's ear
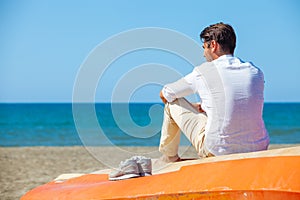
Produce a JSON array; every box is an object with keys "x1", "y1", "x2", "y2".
[{"x1": 210, "y1": 40, "x2": 217, "y2": 52}]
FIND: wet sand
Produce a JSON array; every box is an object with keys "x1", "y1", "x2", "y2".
[{"x1": 0, "y1": 145, "x2": 297, "y2": 200}]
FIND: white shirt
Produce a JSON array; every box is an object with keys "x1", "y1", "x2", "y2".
[{"x1": 162, "y1": 55, "x2": 269, "y2": 155}]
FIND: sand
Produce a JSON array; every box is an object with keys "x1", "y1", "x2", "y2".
[{"x1": 0, "y1": 145, "x2": 297, "y2": 200}]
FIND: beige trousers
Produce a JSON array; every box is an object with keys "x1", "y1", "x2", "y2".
[{"x1": 159, "y1": 98, "x2": 211, "y2": 158}]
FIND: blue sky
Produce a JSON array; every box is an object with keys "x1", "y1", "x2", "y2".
[{"x1": 1, "y1": 0, "x2": 300, "y2": 103}]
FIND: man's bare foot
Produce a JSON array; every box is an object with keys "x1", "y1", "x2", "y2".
[
  {"x1": 152, "y1": 154, "x2": 182, "y2": 173},
  {"x1": 159, "y1": 154, "x2": 181, "y2": 163}
]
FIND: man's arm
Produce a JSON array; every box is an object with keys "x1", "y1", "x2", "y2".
[
  {"x1": 160, "y1": 90, "x2": 205, "y2": 113},
  {"x1": 160, "y1": 67, "x2": 202, "y2": 104},
  {"x1": 160, "y1": 76, "x2": 195, "y2": 104}
]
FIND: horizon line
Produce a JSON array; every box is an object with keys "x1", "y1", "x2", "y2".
[{"x1": 0, "y1": 101, "x2": 300, "y2": 104}]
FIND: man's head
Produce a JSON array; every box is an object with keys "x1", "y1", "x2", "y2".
[{"x1": 200, "y1": 22, "x2": 236, "y2": 61}]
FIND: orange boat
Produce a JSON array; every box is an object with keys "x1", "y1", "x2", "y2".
[{"x1": 21, "y1": 146, "x2": 300, "y2": 200}]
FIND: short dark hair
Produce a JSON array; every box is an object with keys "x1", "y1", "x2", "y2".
[{"x1": 200, "y1": 22, "x2": 236, "y2": 54}]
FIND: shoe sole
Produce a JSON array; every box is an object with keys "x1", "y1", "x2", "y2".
[{"x1": 109, "y1": 173, "x2": 140, "y2": 181}]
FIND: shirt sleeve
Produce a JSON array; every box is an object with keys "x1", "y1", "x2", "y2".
[{"x1": 162, "y1": 69, "x2": 198, "y2": 102}]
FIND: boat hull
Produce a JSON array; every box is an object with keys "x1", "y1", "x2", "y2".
[{"x1": 21, "y1": 156, "x2": 300, "y2": 199}]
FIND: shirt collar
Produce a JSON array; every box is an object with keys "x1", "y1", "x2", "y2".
[
  {"x1": 216, "y1": 54, "x2": 234, "y2": 60},
  {"x1": 212, "y1": 54, "x2": 236, "y2": 65}
]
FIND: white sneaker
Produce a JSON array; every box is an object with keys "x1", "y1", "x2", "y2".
[
  {"x1": 109, "y1": 159, "x2": 140, "y2": 181},
  {"x1": 132, "y1": 156, "x2": 152, "y2": 176}
]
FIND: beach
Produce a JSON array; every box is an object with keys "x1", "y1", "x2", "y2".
[
  {"x1": 0, "y1": 145, "x2": 199, "y2": 200},
  {"x1": 0, "y1": 145, "x2": 298, "y2": 200}
]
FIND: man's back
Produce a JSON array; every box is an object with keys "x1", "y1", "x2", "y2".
[{"x1": 193, "y1": 55, "x2": 269, "y2": 155}]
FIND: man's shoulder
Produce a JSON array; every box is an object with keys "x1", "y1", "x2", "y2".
[{"x1": 194, "y1": 62, "x2": 217, "y2": 74}]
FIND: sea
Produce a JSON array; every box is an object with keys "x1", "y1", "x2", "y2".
[{"x1": 0, "y1": 103, "x2": 300, "y2": 147}]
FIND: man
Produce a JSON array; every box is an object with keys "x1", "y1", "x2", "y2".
[{"x1": 159, "y1": 22, "x2": 269, "y2": 162}]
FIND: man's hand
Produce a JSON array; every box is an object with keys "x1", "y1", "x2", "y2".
[
  {"x1": 192, "y1": 103, "x2": 205, "y2": 113},
  {"x1": 160, "y1": 90, "x2": 167, "y2": 104}
]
